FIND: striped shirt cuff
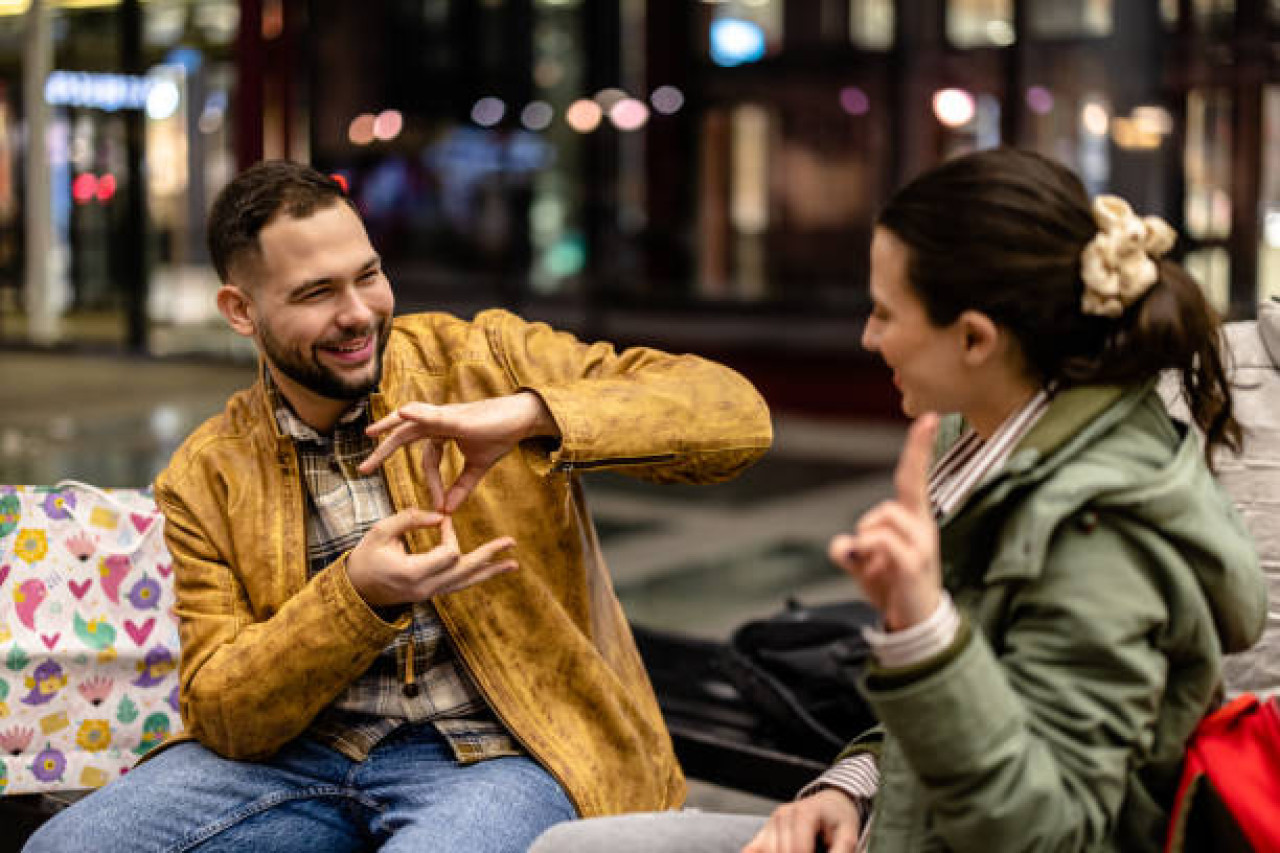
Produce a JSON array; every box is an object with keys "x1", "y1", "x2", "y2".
[
  {"x1": 799, "y1": 752, "x2": 879, "y2": 825},
  {"x1": 861, "y1": 591, "x2": 960, "y2": 669}
]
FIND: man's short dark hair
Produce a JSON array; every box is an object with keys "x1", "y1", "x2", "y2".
[{"x1": 206, "y1": 160, "x2": 353, "y2": 284}]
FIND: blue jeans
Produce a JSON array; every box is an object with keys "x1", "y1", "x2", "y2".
[{"x1": 23, "y1": 723, "x2": 576, "y2": 853}]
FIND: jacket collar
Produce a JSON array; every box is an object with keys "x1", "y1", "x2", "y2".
[{"x1": 938, "y1": 381, "x2": 1159, "y2": 583}]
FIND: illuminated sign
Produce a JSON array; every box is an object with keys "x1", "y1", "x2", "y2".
[
  {"x1": 709, "y1": 18, "x2": 766, "y2": 67},
  {"x1": 44, "y1": 71, "x2": 152, "y2": 112}
]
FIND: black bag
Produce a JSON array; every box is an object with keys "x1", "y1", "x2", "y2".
[{"x1": 716, "y1": 598, "x2": 879, "y2": 762}]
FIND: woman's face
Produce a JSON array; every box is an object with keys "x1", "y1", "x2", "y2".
[{"x1": 862, "y1": 227, "x2": 971, "y2": 419}]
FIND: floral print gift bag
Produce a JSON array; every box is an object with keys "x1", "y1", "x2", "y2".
[{"x1": 0, "y1": 483, "x2": 182, "y2": 794}]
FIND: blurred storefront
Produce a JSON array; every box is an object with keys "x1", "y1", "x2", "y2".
[
  {"x1": 1, "y1": 0, "x2": 1279, "y2": 360},
  {"x1": 0, "y1": 0, "x2": 241, "y2": 354}
]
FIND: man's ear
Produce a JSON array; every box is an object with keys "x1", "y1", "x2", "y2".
[
  {"x1": 957, "y1": 309, "x2": 1001, "y2": 368},
  {"x1": 216, "y1": 284, "x2": 257, "y2": 338}
]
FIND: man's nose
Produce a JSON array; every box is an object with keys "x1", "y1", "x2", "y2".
[{"x1": 335, "y1": 286, "x2": 375, "y2": 328}]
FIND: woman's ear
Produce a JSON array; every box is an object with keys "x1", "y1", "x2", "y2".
[
  {"x1": 216, "y1": 284, "x2": 257, "y2": 338},
  {"x1": 957, "y1": 309, "x2": 1001, "y2": 368}
]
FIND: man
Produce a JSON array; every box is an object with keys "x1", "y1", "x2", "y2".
[{"x1": 25, "y1": 161, "x2": 772, "y2": 852}]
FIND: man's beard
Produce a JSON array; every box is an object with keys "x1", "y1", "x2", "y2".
[{"x1": 258, "y1": 316, "x2": 392, "y2": 401}]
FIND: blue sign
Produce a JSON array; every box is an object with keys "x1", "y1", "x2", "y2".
[
  {"x1": 44, "y1": 71, "x2": 153, "y2": 112},
  {"x1": 710, "y1": 18, "x2": 766, "y2": 67}
]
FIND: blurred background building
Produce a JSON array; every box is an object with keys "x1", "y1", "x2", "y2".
[{"x1": 0, "y1": 0, "x2": 1275, "y2": 374}]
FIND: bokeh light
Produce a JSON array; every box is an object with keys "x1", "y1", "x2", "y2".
[
  {"x1": 608, "y1": 97, "x2": 650, "y2": 131},
  {"x1": 521, "y1": 101, "x2": 554, "y2": 131},
  {"x1": 932, "y1": 88, "x2": 976, "y2": 127},
  {"x1": 565, "y1": 98, "x2": 603, "y2": 133},
  {"x1": 96, "y1": 173, "x2": 117, "y2": 202},
  {"x1": 1026, "y1": 86, "x2": 1054, "y2": 115},
  {"x1": 1081, "y1": 102, "x2": 1109, "y2": 136},
  {"x1": 471, "y1": 96, "x2": 506, "y2": 128},
  {"x1": 839, "y1": 86, "x2": 870, "y2": 116},
  {"x1": 593, "y1": 87, "x2": 628, "y2": 111},
  {"x1": 709, "y1": 18, "x2": 766, "y2": 67},
  {"x1": 72, "y1": 173, "x2": 98, "y2": 204},
  {"x1": 373, "y1": 109, "x2": 403, "y2": 141},
  {"x1": 348, "y1": 113, "x2": 376, "y2": 146},
  {"x1": 650, "y1": 85, "x2": 685, "y2": 115}
]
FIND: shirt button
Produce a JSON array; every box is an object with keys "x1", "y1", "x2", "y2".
[{"x1": 402, "y1": 683, "x2": 420, "y2": 698}]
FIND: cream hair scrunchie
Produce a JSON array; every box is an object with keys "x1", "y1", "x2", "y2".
[{"x1": 1079, "y1": 195, "x2": 1177, "y2": 318}]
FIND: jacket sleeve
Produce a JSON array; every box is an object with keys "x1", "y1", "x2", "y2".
[
  {"x1": 157, "y1": 475, "x2": 409, "y2": 759},
  {"x1": 482, "y1": 309, "x2": 773, "y2": 482},
  {"x1": 862, "y1": 519, "x2": 1176, "y2": 851}
]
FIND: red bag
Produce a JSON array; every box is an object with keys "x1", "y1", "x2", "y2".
[{"x1": 1165, "y1": 694, "x2": 1280, "y2": 853}]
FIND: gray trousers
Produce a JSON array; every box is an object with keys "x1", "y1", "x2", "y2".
[{"x1": 530, "y1": 811, "x2": 767, "y2": 853}]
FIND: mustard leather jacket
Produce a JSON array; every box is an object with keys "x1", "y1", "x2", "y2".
[{"x1": 153, "y1": 309, "x2": 773, "y2": 817}]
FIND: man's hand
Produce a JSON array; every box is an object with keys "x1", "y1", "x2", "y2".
[
  {"x1": 359, "y1": 392, "x2": 559, "y2": 513},
  {"x1": 828, "y1": 413, "x2": 941, "y2": 631},
  {"x1": 742, "y1": 788, "x2": 864, "y2": 853},
  {"x1": 346, "y1": 509, "x2": 517, "y2": 608}
]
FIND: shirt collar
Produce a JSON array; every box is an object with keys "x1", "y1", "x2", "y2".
[
  {"x1": 265, "y1": 372, "x2": 369, "y2": 444},
  {"x1": 928, "y1": 386, "x2": 1052, "y2": 519}
]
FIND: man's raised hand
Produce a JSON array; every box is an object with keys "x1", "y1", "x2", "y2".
[{"x1": 358, "y1": 392, "x2": 560, "y2": 513}]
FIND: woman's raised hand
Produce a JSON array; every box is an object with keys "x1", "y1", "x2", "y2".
[{"x1": 828, "y1": 414, "x2": 941, "y2": 631}]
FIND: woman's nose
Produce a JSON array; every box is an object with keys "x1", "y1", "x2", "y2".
[{"x1": 861, "y1": 321, "x2": 879, "y2": 353}]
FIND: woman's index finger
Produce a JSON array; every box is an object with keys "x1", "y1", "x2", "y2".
[{"x1": 894, "y1": 413, "x2": 938, "y2": 514}]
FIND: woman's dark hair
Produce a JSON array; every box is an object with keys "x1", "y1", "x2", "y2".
[
  {"x1": 877, "y1": 147, "x2": 1239, "y2": 460},
  {"x1": 206, "y1": 160, "x2": 353, "y2": 285}
]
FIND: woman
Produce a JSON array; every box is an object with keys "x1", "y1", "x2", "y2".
[{"x1": 532, "y1": 148, "x2": 1265, "y2": 852}]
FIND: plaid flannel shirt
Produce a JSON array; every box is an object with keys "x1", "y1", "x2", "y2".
[{"x1": 271, "y1": 387, "x2": 519, "y2": 764}]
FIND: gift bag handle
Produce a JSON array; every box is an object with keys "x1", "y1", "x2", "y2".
[{"x1": 52, "y1": 479, "x2": 163, "y2": 558}]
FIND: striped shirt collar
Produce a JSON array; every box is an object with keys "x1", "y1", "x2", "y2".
[{"x1": 927, "y1": 387, "x2": 1052, "y2": 519}]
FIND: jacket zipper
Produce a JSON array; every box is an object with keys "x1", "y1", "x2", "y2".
[
  {"x1": 432, "y1": 603, "x2": 584, "y2": 814},
  {"x1": 382, "y1": 454, "x2": 584, "y2": 815},
  {"x1": 555, "y1": 452, "x2": 676, "y2": 472}
]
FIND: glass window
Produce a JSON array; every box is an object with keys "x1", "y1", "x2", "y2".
[
  {"x1": 946, "y1": 0, "x2": 1014, "y2": 48},
  {"x1": 696, "y1": 104, "x2": 772, "y2": 301},
  {"x1": 1026, "y1": 0, "x2": 1112, "y2": 39},
  {"x1": 1192, "y1": 0, "x2": 1235, "y2": 31},
  {"x1": 849, "y1": 0, "x2": 893, "y2": 49},
  {"x1": 1185, "y1": 88, "x2": 1233, "y2": 241},
  {"x1": 1259, "y1": 86, "x2": 1280, "y2": 301},
  {"x1": 1077, "y1": 94, "x2": 1111, "y2": 195},
  {"x1": 1185, "y1": 248, "x2": 1231, "y2": 314}
]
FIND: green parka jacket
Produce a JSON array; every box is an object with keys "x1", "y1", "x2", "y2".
[{"x1": 857, "y1": 382, "x2": 1266, "y2": 852}]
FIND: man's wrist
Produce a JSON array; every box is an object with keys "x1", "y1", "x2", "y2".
[{"x1": 519, "y1": 391, "x2": 560, "y2": 440}]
